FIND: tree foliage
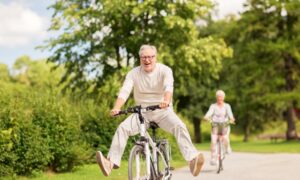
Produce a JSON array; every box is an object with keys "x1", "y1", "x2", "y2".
[
  {"x1": 43, "y1": 0, "x2": 214, "y2": 91},
  {"x1": 202, "y1": 0, "x2": 300, "y2": 140},
  {"x1": 43, "y1": 0, "x2": 232, "y2": 142}
]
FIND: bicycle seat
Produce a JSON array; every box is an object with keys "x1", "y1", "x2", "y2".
[{"x1": 149, "y1": 122, "x2": 159, "y2": 130}]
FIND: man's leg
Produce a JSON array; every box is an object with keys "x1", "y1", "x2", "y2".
[
  {"x1": 154, "y1": 108, "x2": 204, "y2": 176},
  {"x1": 96, "y1": 114, "x2": 140, "y2": 176}
]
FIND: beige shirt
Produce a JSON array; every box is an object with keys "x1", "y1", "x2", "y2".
[{"x1": 118, "y1": 63, "x2": 174, "y2": 106}]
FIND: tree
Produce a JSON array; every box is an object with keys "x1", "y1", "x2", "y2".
[
  {"x1": 169, "y1": 38, "x2": 232, "y2": 142},
  {"x1": 204, "y1": 0, "x2": 300, "y2": 140},
  {"x1": 43, "y1": 0, "x2": 214, "y2": 90},
  {"x1": 43, "y1": 0, "x2": 232, "y2": 142},
  {"x1": 13, "y1": 56, "x2": 64, "y2": 89},
  {"x1": 0, "y1": 64, "x2": 10, "y2": 82}
]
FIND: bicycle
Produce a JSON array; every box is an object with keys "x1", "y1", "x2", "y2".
[
  {"x1": 115, "y1": 105, "x2": 172, "y2": 180},
  {"x1": 209, "y1": 121, "x2": 231, "y2": 174}
]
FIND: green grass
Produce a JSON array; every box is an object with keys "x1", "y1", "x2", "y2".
[
  {"x1": 195, "y1": 140, "x2": 300, "y2": 153},
  {"x1": 12, "y1": 159, "x2": 187, "y2": 180}
]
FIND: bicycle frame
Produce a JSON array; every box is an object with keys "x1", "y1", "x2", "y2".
[
  {"x1": 210, "y1": 121, "x2": 229, "y2": 174},
  {"x1": 116, "y1": 105, "x2": 171, "y2": 180},
  {"x1": 137, "y1": 118, "x2": 171, "y2": 179},
  {"x1": 135, "y1": 127, "x2": 170, "y2": 179}
]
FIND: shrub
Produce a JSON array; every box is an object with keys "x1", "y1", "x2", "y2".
[{"x1": 0, "y1": 83, "x2": 90, "y2": 176}]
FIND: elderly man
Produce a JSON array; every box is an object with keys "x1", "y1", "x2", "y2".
[{"x1": 96, "y1": 44, "x2": 204, "y2": 177}]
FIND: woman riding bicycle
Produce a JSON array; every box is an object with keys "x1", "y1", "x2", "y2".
[{"x1": 204, "y1": 90, "x2": 235, "y2": 166}]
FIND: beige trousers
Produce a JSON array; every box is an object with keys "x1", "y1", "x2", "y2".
[{"x1": 107, "y1": 107, "x2": 199, "y2": 167}]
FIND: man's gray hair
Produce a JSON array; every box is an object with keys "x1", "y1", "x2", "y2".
[{"x1": 139, "y1": 44, "x2": 157, "y2": 56}]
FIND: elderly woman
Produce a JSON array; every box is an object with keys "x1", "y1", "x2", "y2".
[{"x1": 204, "y1": 90, "x2": 235, "y2": 165}]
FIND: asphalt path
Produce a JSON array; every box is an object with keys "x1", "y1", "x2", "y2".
[{"x1": 172, "y1": 151, "x2": 300, "y2": 180}]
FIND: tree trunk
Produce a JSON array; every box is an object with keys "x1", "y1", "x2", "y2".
[
  {"x1": 243, "y1": 120, "x2": 250, "y2": 142},
  {"x1": 115, "y1": 45, "x2": 121, "y2": 69},
  {"x1": 243, "y1": 129, "x2": 249, "y2": 142},
  {"x1": 193, "y1": 117, "x2": 202, "y2": 143},
  {"x1": 283, "y1": 53, "x2": 298, "y2": 140},
  {"x1": 284, "y1": 105, "x2": 298, "y2": 140}
]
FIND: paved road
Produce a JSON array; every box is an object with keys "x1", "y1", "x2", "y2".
[{"x1": 172, "y1": 151, "x2": 300, "y2": 180}]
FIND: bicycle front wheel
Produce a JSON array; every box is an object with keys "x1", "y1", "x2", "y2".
[
  {"x1": 157, "y1": 142, "x2": 172, "y2": 179},
  {"x1": 128, "y1": 145, "x2": 154, "y2": 180},
  {"x1": 217, "y1": 140, "x2": 223, "y2": 174}
]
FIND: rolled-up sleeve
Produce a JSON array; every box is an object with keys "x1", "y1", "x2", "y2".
[
  {"x1": 227, "y1": 104, "x2": 234, "y2": 119},
  {"x1": 118, "y1": 72, "x2": 134, "y2": 101},
  {"x1": 204, "y1": 104, "x2": 214, "y2": 119},
  {"x1": 164, "y1": 67, "x2": 174, "y2": 93}
]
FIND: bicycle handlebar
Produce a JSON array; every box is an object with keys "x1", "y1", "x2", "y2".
[
  {"x1": 114, "y1": 105, "x2": 161, "y2": 116},
  {"x1": 207, "y1": 120, "x2": 235, "y2": 125}
]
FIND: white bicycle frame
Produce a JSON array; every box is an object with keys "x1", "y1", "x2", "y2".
[{"x1": 138, "y1": 122, "x2": 170, "y2": 180}]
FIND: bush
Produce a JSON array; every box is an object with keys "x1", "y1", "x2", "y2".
[
  {"x1": 0, "y1": 83, "x2": 90, "y2": 176},
  {"x1": 30, "y1": 90, "x2": 89, "y2": 172},
  {"x1": 0, "y1": 128, "x2": 16, "y2": 176}
]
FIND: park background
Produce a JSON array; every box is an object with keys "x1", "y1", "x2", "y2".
[{"x1": 0, "y1": 0, "x2": 300, "y2": 179}]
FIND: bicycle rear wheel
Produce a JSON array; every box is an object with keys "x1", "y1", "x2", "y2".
[{"x1": 128, "y1": 145, "x2": 154, "y2": 180}]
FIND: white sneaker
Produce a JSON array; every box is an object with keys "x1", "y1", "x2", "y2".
[
  {"x1": 226, "y1": 146, "x2": 232, "y2": 154},
  {"x1": 210, "y1": 158, "x2": 217, "y2": 166}
]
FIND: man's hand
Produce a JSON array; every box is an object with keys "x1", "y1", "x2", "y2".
[
  {"x1": 110, "y1": 98, "x2": 125, "y2": 116},
  {"x1": 110, "y1": 109, "x2": 120, "y2": 116},
  {"x1": 160, "y1": 91, "x2": 172, "y2": 109},
  {"x1": 159, "y1": 100, "x2": 169, "y2": 109}
]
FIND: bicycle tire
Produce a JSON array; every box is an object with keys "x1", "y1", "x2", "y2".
[
  {"x1": 157, "y1": 143, "x2": 172, "y2": 180},
  {"x1": 217, "y1": 140, "x2": 223, "y2": 174},
  {"x1": 128, "y1": 145, "x2": 155, "y2": 180}
]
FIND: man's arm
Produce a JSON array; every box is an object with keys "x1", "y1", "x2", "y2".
[
  {"x1": 110, "y1": 98, "x2": 126, "y2": 116},
  {"x1": 161, "y1": 66, "x2": 174, "y2": 108},
  {"x1": 160, "y1": 91, "x2": 172, "y2": 108},
  {"x1": 110, "y1": 72, "x2": 134, "y2": 116}
]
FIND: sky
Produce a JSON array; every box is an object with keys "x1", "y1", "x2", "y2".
[{"x1": 0, "y1": 0, "x2": 247, "y2": 68}]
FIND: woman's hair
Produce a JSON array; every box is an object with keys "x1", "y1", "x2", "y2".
[{"x1": 216, "y1": 90, "x2": 225, "y2": 97}]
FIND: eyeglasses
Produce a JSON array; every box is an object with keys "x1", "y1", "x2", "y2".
[{"x1": 140, "y1": 55, "x2": 155, "y2": 60}]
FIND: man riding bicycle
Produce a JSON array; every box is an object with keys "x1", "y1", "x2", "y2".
[
  {"x1": 96, "y1": 44, "x2": 204, "y2": 177},
  {"x1": 204, "y1": 90, "x2": 235, "y2": 166}
]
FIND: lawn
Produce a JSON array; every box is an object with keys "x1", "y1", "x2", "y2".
[
  {"x1": 14, "y1": 160, "x2": 187, "y2": 180},
  {"x1": 195, "y1": 140, "x2": 300, "y2": 153}
]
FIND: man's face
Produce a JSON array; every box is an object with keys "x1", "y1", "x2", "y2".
[
  {"x1": 216, "y1": 95, "x2": 225, "y2": 104},
  {"x1": 140, "y1": 48, "x2": 156, "y2": 72}
]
